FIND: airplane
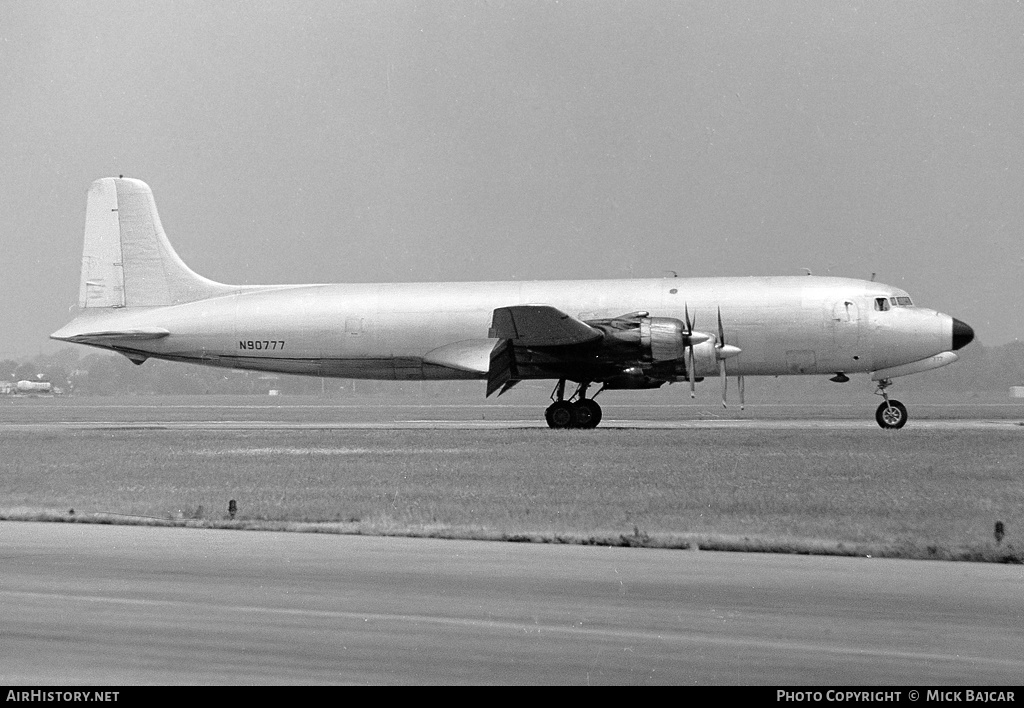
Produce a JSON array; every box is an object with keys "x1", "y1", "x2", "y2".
[{"x1": 52, "y1": 177, "x2": 975, "y2": 429}]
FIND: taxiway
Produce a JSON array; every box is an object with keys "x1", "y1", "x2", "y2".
[{"x1": 1, "y1": 521, "x2": 1021, "y2": 685}]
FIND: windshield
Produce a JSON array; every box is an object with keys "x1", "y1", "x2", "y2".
[{"x1": 875, "y1": 295, "x2": 913, "y2": 311}]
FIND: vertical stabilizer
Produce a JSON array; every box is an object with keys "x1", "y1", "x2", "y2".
[
  {"x1": 79, "y1": 178, "x2": 124, "y2": 308},
  {"x1": 78, "y1": 177, "x2": 234, "y2": 309}
]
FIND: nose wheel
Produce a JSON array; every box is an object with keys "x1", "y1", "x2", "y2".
[
  {"x1": 873, "y1": 378, "x2": 908, "y2": 429},
  {"x1": 875, "y1": 400, "x2": 908, "y2": 429},
  {"x1": 545, "y1": 380, "x2": 603, "y2": 429}
]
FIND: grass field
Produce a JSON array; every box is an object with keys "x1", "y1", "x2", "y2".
[{"x1": 1, "y1": 394, "x2": 1022, "y2": 563}]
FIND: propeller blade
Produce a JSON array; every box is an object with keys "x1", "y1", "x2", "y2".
[
  {"x1": 719, "y1": 358, "x2": 727, "y2": 408},
  {"x1": 717, "y1": 306, "x2": 725, "y2": 346},
  {"x1": 688, "y1": 346, "x2": 696, "y2": 397},
  {"x1": 738, "y1": 375, "x2": 745, "y2": 410},
  {"x1": 685, "y1": 303, "x2": 696, "y2": 397}
]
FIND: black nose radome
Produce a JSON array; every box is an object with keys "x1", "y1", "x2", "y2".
[{"x1": 952, "y1": 318, "x2": 975, "y2": 350}]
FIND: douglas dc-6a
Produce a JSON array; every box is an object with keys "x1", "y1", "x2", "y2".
[{"x1": 52, "y1": 178, "x2": 974, "y2": 429}]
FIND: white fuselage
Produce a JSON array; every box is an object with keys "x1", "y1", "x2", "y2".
[{"x1": 56, "y1": 275, "x2": 955, "y2": 381}]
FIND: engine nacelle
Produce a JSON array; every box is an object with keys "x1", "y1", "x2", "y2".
[
  {"x1": 588, "y1": 315, "x2": 690, "y2": 363},
  {"x1": 641, "y1": 317, "x2": 688, "y2": 362}
]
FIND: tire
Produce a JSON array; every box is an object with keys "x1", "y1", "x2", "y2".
[
  {"x1": 875, "y1": 400, "x2": 908, "y2": 429},
  {"x1": 545, "y1": 401, "x2": 575, "y2": 429},
  {"x1": 572, "y1": 400, "x2": 603, "y2": 429}
]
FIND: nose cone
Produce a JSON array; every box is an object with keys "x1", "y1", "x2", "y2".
[{"x1": 952, "y1": 318, "x2": 974, "y2": 350}]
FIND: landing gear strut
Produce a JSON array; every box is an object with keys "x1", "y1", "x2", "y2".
[
  {"x1": 873, "y1": 378, "x2": 908, "y2": 429},
  {"x1": 544, "y1": 379, "x2": 603, "y2": 429}
]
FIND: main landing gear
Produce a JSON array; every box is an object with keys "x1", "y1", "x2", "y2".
[
  {"x1": 545, "y1": 379, "x2": 603, "y2": 429},
  {"x1": 873, "y1": 378, "x2": 908, "y2": 429}
]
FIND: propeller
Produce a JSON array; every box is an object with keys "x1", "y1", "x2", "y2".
[
  {"x1": 717, "y1": 308, "x2": 727, "y2": 408},
  {"x1": 715, "y1": 307, "x2": 743, "y2": 408},
  {"x1": 679, "y1": 304, "x2": 718, "y2": 400},
  {"x1": 684, "y1": 304, "x2": 697, "y2": 398}
]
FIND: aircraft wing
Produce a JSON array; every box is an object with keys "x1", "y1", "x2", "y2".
[
  {"x1": 487, "y1": 306, "x2": 603, "y2": 396},
  {"x1": 488, "y1": 305, "x2": 602, "y2": 347}
]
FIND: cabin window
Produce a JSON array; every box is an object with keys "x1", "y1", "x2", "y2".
[{"x1": 874, "y1": 297, "x2": 890, "y2": 311}]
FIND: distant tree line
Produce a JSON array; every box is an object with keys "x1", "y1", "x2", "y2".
[{"x1": 2, "y1": 341, "x2": 1022, "y2": 397}]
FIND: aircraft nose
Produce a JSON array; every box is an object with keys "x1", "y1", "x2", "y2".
[{"x1": 952, "y1": 318, "x2": 975, "y2": 350}]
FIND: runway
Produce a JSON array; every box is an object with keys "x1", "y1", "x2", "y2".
[
  {"x1": 3, "y1": 396, "x2": 1021, "y2": 431},
  {"x1": 2, "y1": 418, "x2": 1021, "y2": 431},
  {"x1": 1, "y1": 521, "x2": 1022, "y2": 685}
]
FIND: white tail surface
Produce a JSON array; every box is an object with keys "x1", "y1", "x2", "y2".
[{"x1": 78, "y1": 178, "x2": 234, "y2": 308}]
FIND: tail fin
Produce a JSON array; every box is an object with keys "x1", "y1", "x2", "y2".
[{"x1": 78, "y1": 177, "x2": 234, "y2": 308}]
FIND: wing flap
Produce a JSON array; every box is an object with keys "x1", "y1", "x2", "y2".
[{"x1": 486, "y1": 338, "x2": 518, "y2": 396}]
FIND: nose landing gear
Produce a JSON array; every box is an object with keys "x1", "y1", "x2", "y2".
[
  {"x1": 873, "y1": 378, "x2": 908, "y2": 429},
  {"x1": 544, "y1": 379, "x2": 603, "y2": 429}
]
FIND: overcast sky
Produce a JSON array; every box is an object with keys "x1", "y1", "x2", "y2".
[{"x1": 2, "y1": 0, "x2": 1022, "y2": 358}]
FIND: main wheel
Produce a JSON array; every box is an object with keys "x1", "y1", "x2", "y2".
[
  {"x1": 875, "y1": 400, "x2": 908, "y2": 429},
  {"x1": 545, "y1": 401, "x2": 575, "y2": 429},
  {"x1": 572, "y1": 399, "x2": 603, "y2": 429}
]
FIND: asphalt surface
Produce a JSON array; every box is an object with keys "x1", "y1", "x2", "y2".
[
  {"x1": 1, "y1": 521, "x2": 1022, "y2": 685},
  {"x1": 2, "y1": 418, "x2": 1021, "y2": 431}
]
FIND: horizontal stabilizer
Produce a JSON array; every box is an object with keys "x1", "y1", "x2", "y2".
[
  {"x1": 53, "y1": 327, "x2": 171, "y2": 345},
  {"x1": 489, "y1": 305, "x2": 602, "y2": 347}
]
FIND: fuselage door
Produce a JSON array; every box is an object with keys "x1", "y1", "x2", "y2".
[
  {"x1": 832, "y1": 299, "x2": 860, "y2": 351},
  {"x1": 344, "y1": 316, "x2": 371, "y2": 356}
]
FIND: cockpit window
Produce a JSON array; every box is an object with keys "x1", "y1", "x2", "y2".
[{"x1": 876, "y1": 296, "x2": 913, "y2": 311}]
